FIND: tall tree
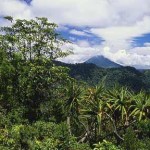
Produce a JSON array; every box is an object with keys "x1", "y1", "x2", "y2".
[{"x1": 0, "y1": 17, "x2": 71, "y2": 122}]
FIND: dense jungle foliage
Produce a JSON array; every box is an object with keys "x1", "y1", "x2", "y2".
[{"x1": 0, "y1": 17, "x2": 150, "y2": 150}]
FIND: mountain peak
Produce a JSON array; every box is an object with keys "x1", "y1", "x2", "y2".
[{"x1": 85, "y1": 55, "x2": 121, "y2": 68}]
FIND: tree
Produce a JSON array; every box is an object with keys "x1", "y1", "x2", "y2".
[
  {"x1": 80, "y1": 80, "x2": 108, "y2": 142},
  {"x1": 106, "y1": 87, "x2": 132, "y2": 126},
  {"x1": 64, "y1": 80, "x2": 84, "y2": 135},
  {"x1": 130, "y1": 91, "x2": 150, "y2": 121},
  {"x1": 0, "y1": 17, "x2": 72, "y2": 122},
  {"x1": 1, "y1": 17, "x2": 71, "y2": 61}
]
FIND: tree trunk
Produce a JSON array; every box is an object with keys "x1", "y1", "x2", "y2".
[{"x1": 67, "y1": 116, "x2": 71, "y2": 135}]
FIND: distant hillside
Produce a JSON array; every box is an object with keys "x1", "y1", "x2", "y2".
[
  {"x1": 55, "y1": 61, "x2": 150, "y2": 92},
  {"x1": 85, "y1": 55, "x2": 121, "y2": 68}
]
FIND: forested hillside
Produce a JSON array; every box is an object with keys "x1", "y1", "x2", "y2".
[
  {"x1": 55, "y1": 61, "x2": 150, "y2": 92},
  {"x1": 0, "y1": 17, "x2": 150, "y2": 150}
]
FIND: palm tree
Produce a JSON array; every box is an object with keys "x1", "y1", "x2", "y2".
[
  {"x1": 80, "y1": 81, "x2": 108, "y2": 141},
  {"x1": 64, "y1": 80, "x2": 83, "y2": 135},
  {"x1": 129, "y1": 91, "x2": 150, "y2": 121},
  {"x1": 106, "y1": 86, "x2": 133, "y2": 126}
]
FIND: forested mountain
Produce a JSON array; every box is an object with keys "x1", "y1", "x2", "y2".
[
  {"x1": 55, "y1": 61, "x2": 150, "y2": 92},
  {"x1": 85, "y1": 55, "x2": 121, "y2": 68}
]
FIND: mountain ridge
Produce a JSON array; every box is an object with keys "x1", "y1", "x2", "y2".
[{"x1": 54, "y1": 60, "x2": 150, "y2": 92}]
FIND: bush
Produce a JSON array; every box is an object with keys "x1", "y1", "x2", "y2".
[{"x1": 94, "y1": 140, "x2": 122, "y2": 150}]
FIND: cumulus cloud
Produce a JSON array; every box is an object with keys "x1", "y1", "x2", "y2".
[
  {"x1": 102, "y1": 46, "x2": 150, "y2": 68},
  {"x1": 30, "y1": 0, "x2": 112, "y2": 27},
  {"x1": 29, "y1": 0, "x2": 150, "y2": 27},
  {"x1": 1, "y1": 0, "x2": 150, "y2": 29},
  {"x1": 58, "y1": 42, "x2": 150, "y2": 69},
  {"x1": 58, "y1": 43, "x2": 101, "y2": 63},
  {"x1": 90, "y1": 16, "x2": 150, "y2": 50}
]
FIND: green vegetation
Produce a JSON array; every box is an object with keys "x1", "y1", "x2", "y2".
[
  {"x1": 55, "y1": 61, "x2": 150, "y2": 92},
  {"x1": 0, "y1": 17, "x2": 150, "y2": 149}
]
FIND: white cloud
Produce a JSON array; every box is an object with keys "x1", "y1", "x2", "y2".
[
  {"x1": 0, "y1": 0, "x2": 32, "y2": 19},
  {"x1": 30, "y1": 0, "x2": 112, "y2": 27},
  {"x1": 144, "y1": 42, "x2": 150, "y2": 47},
  {"x1": 1, "y1": 0, "x2": 150, "y2": 29},
  {"x1": 58, "y1": 43, "x2": 101, "y2": 63},
  {"x1": 30, "y1": 0, "x2": 150, "y2": 27},
  {"x1": 131, "y1": 46, "x2": 150, "y2": 55},
  {"x1": 76, "y1": 40, "x2": 91, "y2": 47},
  {"x1": 70, "y1": 29, "x2": 91, "y2": 37},
  {"x1": 58, "y1": 42, "x2": 150, "y2": 68},
  {"x1": 102, "y1": 46, "x2": 150, "y2": 67},
  {"x1": 90, "y1": 16, "x2": 150, "y2": 50}
]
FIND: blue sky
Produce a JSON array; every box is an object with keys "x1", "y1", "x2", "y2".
[
  {"x1": 133, "y1": 34, "x2": 150, "y2": 47},
  {"x1": 1, "y1": 0, "x2": 150, "y2": 68}
]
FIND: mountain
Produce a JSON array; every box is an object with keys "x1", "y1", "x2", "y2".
[
  {"x1": 55, "y1": 61, "x2": 150, "y2": 92},
  {"x1": 85, "y1": 55, "x2": 121, "y2": 68}
]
